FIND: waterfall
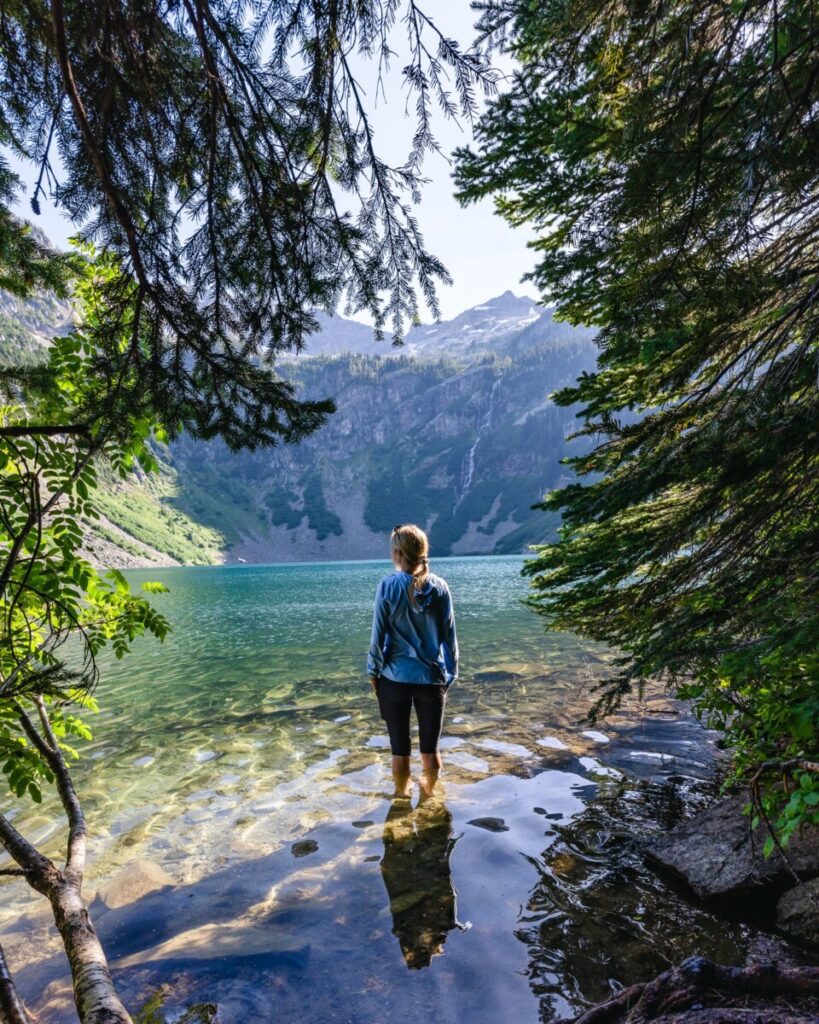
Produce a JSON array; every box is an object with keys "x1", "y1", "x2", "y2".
[{"x1": 454, "y1": 377, "x2": 501, "y2": 509}]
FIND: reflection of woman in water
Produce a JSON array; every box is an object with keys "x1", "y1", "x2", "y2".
[
  {"x1": 380, "y1": 786, "x2": 464, "y2": 969},
  {"x1": 366, "y1": 524, "x2": 459, "y2": 794}
]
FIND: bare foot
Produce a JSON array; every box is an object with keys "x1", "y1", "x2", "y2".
[
  {"x1": 392, "y1": 772, "x2": 413, "y2": 798},
  {"x1": 419, "y1": 769, "x2": 441, "y2": 798}
]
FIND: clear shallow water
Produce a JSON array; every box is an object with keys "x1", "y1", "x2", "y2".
[{"x1": 0, "y1": 555, "x2": 776, "y2": 1022}]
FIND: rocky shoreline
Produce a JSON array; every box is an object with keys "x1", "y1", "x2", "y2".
[{"x1": 573, "y1": 793, "x2": 819, "y2": 1023}]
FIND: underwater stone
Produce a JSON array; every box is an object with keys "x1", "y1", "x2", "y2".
[
  {"x1": 97, "y1": 859, "x2": 175, "y2": 910},
  {"x1": 467, "y1": 817, "x2": 510, "y2": 833},
  {"x1": 581, "y1": 730, "x2": 610, "y2": 744},
  {"x1": 291, "y1": 839, "x2": 319, "y2": 857},
  {"x1": 473, "y1": 670, "x2": 524, "y2": 683}
]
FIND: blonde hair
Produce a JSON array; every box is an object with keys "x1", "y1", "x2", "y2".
[{"x1": 391, "y1": 523, "x2": 431, "y2": 611}]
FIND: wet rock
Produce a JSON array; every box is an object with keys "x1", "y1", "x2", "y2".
[
  {"x1": 467, "y1": 817, "x2": 510, "y2": 833},
  {"x1": 291, "y1": 839, "x2": 319, "y2": 857},
  {"x1": 745, "y1": 931, "x2": 803, "y2": 967},
  {"x1": 351, "y1": 820, "x2": 374, "y2": 829},
  {"x1": 645, "y1": 795, "x2": 819, "y2": 907},
  {"x1": 777, "y1": 879, "x2": 819, "y2": 947},
  {"x1": 97, "y1": 859, "x2": 175, "y2": 910}
]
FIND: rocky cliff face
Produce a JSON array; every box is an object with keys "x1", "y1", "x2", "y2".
[
  {"x1": 158, "y1": 297, "x2": 597, "y2": 564},
  {"x1": 1, "y1": 288, "x2": 598, "y2": 565},
  {"x1": 0, "y1": 288, "x2": 73, "y2": 364}
]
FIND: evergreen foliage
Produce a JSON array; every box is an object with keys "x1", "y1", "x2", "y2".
[
  {"x1": 0, "y1": 7, "x2": 497, "y2": 1014},
  {"x1": 1, "y1": 0, "x2": 497, "y2": 449},
  {"x1": 455, "y1": 0, "x2": 819, "y2": 845}
]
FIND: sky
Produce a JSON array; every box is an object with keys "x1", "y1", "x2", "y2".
[{"x1": 6, "y1": 3, "x2": 539, "y2": 323}]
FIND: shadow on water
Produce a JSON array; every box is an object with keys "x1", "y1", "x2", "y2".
[{"x1": 14, "y1": 767, "x2": 545, "y2": 1022}]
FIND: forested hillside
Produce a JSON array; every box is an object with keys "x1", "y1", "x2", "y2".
[{"x1": 1, "y1": 290, "x2": 596, "y2": 565}]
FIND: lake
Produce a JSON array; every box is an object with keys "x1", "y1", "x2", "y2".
[{"x1": 0, "y1": 555, "x2": 772, "y2": 1022}]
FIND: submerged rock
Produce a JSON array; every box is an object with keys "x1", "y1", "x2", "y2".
[
  {"x1": 473, "y1": 670, "x2": 524, "y2": 683},
  {"x1": 776, "y1": 879, "x2": 819, "y2": 947},
  {"x1": 97, "y1": 859, "x2": 176, "y2": 910},
  {"x1": 645, "y1": 795, "x2": 819, "y2": 907},
  {"x1": 177, "y1": 1005, "x2": 218, "y2": 1024},
  {"x1": 118, "y1": 921, "x2": 308, "y2": 966},
  {"x1": 467, "y1": 817, "x2": 510, "y2": 833},
  {"x1": 291, "y1": 839, "x2": 319, "y2": 857}
]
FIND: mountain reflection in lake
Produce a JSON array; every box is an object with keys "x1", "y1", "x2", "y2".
[{"x1": 0, "y1": 556, "x2": 790, "y2": 1022}]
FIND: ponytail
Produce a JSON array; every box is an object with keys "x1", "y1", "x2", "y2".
[{"x1": 391, "y1": 524, "x2": 431, "y2": 611}]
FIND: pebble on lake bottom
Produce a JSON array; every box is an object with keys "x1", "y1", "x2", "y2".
[
  {"x1": 467, "y1": 817, "x2": 510, "y2": 833},
  {"x1": 291, "y1": 839, "x2": 319, "y2": 857}
]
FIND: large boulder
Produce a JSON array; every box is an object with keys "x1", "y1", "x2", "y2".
[
  {"x1": 644, "y1": 794, "x2": 819, "y2": 907},
  {"x1": 777, "y1": 879, "x2": 819, "y2": 947}
]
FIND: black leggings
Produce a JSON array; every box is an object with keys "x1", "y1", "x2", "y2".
[{"x1": 375, "y1": 675, "x2": 448, "y2": 756}]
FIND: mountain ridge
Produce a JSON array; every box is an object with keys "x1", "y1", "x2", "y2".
[
  {"x1": 0, "y1": 288, "x2": 597, "y2": 567},
  {"x1": 300, "y1": 291, "x2": 547, "y2": 358}
]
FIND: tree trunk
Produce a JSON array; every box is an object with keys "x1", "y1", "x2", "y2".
[
  {"x1": 0, "y1": 698, "x2": 133, "y2": 1024},
  {"x1": 0, "y1": 941, "x2": 30, "y2": 1024},
  {"x1": 44, "y1": 875, "x2": 131, "y2": 1024},
  {"x1": 0, "y1": 848, "x2": 132, "y2": 1024}
]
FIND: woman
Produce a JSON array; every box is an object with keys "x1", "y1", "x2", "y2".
[{"x1": 367, "y1": 523, "x2": 459, "y2": 791}]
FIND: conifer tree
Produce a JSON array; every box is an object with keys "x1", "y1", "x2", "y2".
[
  {"x1": 455, "y1": 0, "x2": 818, "y2": 843},
  {"x1": 1, "y1": 0, "x2": 496, "y2": 446},
  {"x1": 0, "y1": 6, "x2": 494, "y2": 1019}
]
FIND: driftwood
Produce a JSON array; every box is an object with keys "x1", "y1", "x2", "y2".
[{"x1": 572, "y1": 956, "x2": 819, "y2": 1024}]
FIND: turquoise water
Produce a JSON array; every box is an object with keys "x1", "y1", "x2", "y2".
[{"x1": 0, "y1": 556, "x2": 771, "y2": 1022}]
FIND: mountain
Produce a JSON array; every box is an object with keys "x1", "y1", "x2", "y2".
[
  {"x1": 299, "y1": 291, "x2": 547, "y2": 359},
  {"x1": 0, "y1": 289, "x2": 598, "y2": 567},
  {"x1": 0, "y1": 288, "x2": 72, "y2": 364}
]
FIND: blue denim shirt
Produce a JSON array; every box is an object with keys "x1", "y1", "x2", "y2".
[{"x1": 367, "y1": 570, "x2": 459, "y2": 686}]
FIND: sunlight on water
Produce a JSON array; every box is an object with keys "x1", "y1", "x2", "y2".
[{"x1": 0, "y1": 556, "x2": 768, "y2": 1022}]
